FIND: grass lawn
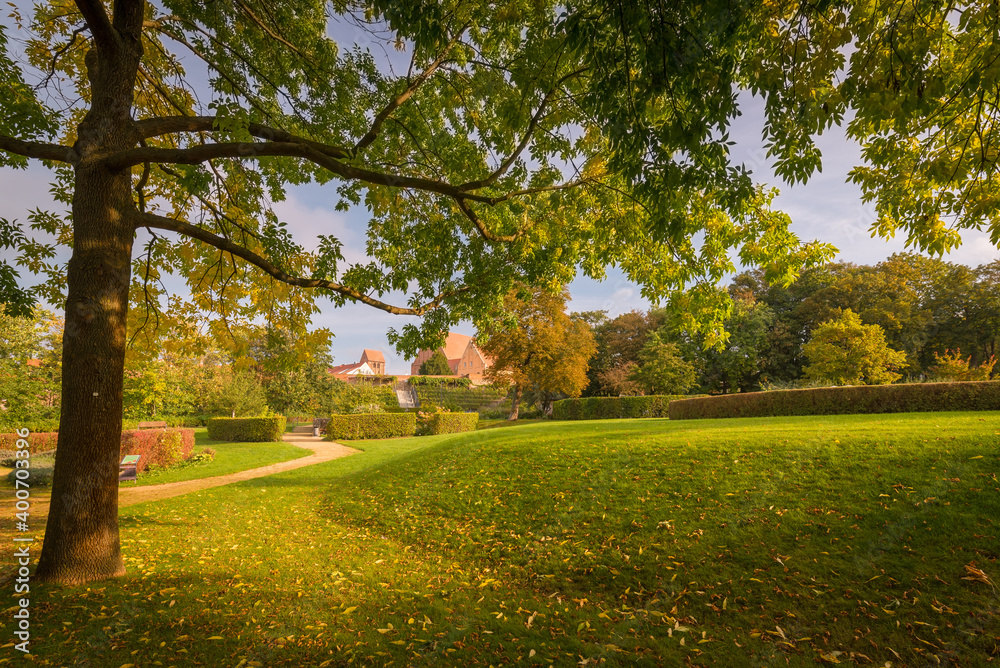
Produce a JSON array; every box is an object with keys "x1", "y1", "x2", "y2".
[
  {"x1": 477, "y1": 417, "x2": 549, "y2": 430},
  {"x1": 126, "y1": 428, "x2": 312, "y2": 486},
  {"x1": 12, "y1": 412, "x2": 1000, "y2": 666}
]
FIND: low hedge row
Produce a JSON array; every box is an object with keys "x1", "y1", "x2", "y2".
[
  {"x1": 323, "y1": 413, "x2": 416, "y2": 440},
  {"x1": 206, "y1": 416, "x2": 286, "y2": 442},
  {"x1": 552, "y1": 395, "x2": 691, "y2": 420},
  {"x1": 667, "y1": 380, "x2": 1000, "y2": 420},
  {"x1": 120, "y1": 428, "x2": 195, "y2": 472},
  {"x1": 0, "y1": 431, "x2": 59, "y2": 454},
  {"x1": 430, "y1": 412, "x2": 479, "y2": 434},
  {"x1": 0, "y1": 429, "x2": 196, "y2": 473}
]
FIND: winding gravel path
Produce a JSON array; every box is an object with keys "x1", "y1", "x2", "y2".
[{"x1": 118, "y1": 433, "x2": 356, "y2": 507}]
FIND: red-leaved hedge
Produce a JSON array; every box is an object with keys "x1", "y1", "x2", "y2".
[
  {"x1": 0, "y1": 428, "x2": 195, "y2": 472},
  {"x1": 0, "y1": 431, "x2": 58, "y2": 454},
  {"x1": 119, "y1": 429, "x2": 195, "y2": 472},
  {"x1": 667, "y1": 380, "x2": 1000, "y2": 420}
]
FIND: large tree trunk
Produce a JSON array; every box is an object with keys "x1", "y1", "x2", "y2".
[
  {"x1": 508, "y1": 384, "x2": 521, "y2": 421},
  {"x1": 35, "y1": 29, "x2": 143, "y2": 583}
]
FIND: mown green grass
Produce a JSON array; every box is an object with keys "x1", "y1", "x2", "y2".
[
  {"x1": 17, "y1": 412, "x2": 1000, "y2": 666},
  {"x1": 128, "y1": 429, "x2": 311, "y2": 486},
  {"x1": 477, "y1": 417, "x2": 549, "y2": 430}
]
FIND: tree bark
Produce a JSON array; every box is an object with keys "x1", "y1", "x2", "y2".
[
  {"x1": 35, "y1": 25, "x2": 143, "y2": 583},
  {"x1": 508, "y1": 384, "x2": 521, "y2": 421}
]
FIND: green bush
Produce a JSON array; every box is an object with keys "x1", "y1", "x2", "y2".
[
  {"x1": 552, "y1": 395, "x2": 691, "y2": 420},
  {"x1": 207, "y1": 416, "x2": 287, "y2": 442},
  {"x1": 6, "y1": 457, "x2": 55, "y2": 487},
  {"x1": 667, "y1": 381, "x2": 1000, "y2": 420},
  {"x1": 430, "y1": 412, "x2": 479, "y2": 434},
  {"x1": 334, "y1": 383, "x2": 399, "y2": 413},
  {"x1": 323, "y1": 413, "x2": 416, "y2": 440}
]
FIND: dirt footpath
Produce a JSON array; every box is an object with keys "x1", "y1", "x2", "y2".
[{"x1": 117, "y1": 434, "x2": 357, "y2": 507}]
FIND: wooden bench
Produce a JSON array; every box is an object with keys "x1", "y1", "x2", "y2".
[
  {"x1": 137, "y1": 421, "x2": 167, "y2": 429},
  {"x1": 119, "y1": 455, "x2": 141, "y2": 482}
]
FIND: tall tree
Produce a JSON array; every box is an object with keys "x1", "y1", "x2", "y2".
[
  {"x1": 584, "y1": 310, "x2": 665, "y2": 396},
  {"x1": 479, "y1": 286, "x2": 596, "y2": 419},
  {"x1": 628, "y1": 331, "x2": 697, "y2": 396},
  {"x1": 2, "y1": 0, "x2": 999, "y2": 583},
  {"x1": 687, "y1": 295, "x2": 776, "y2": 394},
  {"x1": 418, "y1": 351, "x2": 452, "y2": 376},
  {"x1": 802, "y1": 310, "x2": 908, "y2": 386}
]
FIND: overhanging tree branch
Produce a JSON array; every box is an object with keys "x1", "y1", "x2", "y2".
[
  {"x1": 74, "y1": 0, "x2": 116, "y2": 51},
  {"x1": 135, "y1": 211, "x2": 467, "y2": 315},
  {"x1": 456, "y1": 197, "x2": 531, "y2": 243},
  {"x1": 458, "y1": 67, "x2": 587, "y2": 192},
  {"x1": 134, "y1": 116, "x2": 352, "y2": 158},
  {"x1": 107, "y1": 136, "x2": 596, "y2": 207},
  {"x1": 353, "y1": 28, "x2": 466, "y2": 155},
  {"x1": 104, "y1": 141, "x2": 491, "y2": 203},
  {"x1": 0, "y1": 134, "x2": 76, "y2": 163}
]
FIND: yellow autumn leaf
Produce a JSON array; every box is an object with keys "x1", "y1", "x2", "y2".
[
  {"x1": 342, "y1": 606, "x2": 357, "y2": 615},
  {"x1": 207, "y1": 636, "x2": 224, "y2": 640}
]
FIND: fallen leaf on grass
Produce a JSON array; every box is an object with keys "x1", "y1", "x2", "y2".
[{"x1": 962, "y1": 563, "x2": 993, "y2": 589}]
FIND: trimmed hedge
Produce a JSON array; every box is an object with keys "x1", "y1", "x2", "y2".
[
  {"x1": 0, "y1": 431, "x2": 58, "y2": 454},
  {"x1": 430, "y1": 412, "x2": 479, "y2": 434},
  {"x1": 552, "y1": 395, "x2": 691, "y2": 420},
  {"x1": 120, "y1": 428, "x2": 195, "y2": 472},
  {"x1": 323, "y1": 413, "x2": 416, "y2": 440},
  {"x1": 667, "y1": 381, "x2": 1000, "y2": 420},
  {"x1": 207, "y1": 416, "x2": 287, "y2": 442}
]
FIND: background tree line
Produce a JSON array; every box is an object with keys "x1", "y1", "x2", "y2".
[
  {"x1": 582, "y1": 253, "x2": 1000, "y2": 396},
  {"x1": 8, "y1": 250, "x2": 998, "y2": 431},
  {"x1": 0, "y1": 309, "x2": 384, "y2": 431}
]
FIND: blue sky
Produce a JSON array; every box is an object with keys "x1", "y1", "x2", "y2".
[{"x1": 2, "y1": 18, "x2": 999, "y2": 374}]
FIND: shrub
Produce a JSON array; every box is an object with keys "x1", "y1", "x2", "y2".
[
  {"x1": 430, "y1": 412, "x2": 479, "y2": 434},
  {"x1": 928, "y1": 349, "x2": 997, "y2": 382},
  {"x1": 667, "y1": 381, "x2": 1000, "y2": 420},
  {"x1": 207, "y1": 416, "x2": 286, "y2": 442},
  {"x1": 334, "y1": 383, "x2": 399, "y2": 414},
  {"x1": 551, "y1": 395, "x2": 691, "y2": 420},
  {"x1": 0, "y1": 431, "x2": 58, "y2": 454},
  {"x1": 120, "y1": 428, "x2": 195, "y2": 472},
  {"x1": 184, "y1": 447, "x2": 216, "y2": 466},
  {"x1": 6, "y1": 455, "x2": 55, "y2": 487},
  {"x1": 323, "y1": 413, "x2": 416, "y2": 440}
]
